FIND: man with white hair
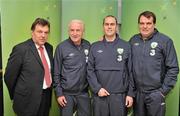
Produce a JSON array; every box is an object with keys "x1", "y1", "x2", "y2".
[{"x1": 53, "y1": 19, "x2": 91, "y2": 116}]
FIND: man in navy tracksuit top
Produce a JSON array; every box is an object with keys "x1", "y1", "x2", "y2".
[
  {"x1": 53, "y1": 20, "x2": 91, "y2": 116},
  {"x1": 87, "y1": 15, "x2": 135, "y2": 116},
  {"x1": 129, "y1": 11, "x2": 179, "y2": 116}
]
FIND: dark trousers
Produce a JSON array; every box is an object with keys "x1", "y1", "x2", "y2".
[
  {"x1": 60, "y1": 92, "x2": 91, "y2": 116},
  {"x1": 16, "y1": 88, "x2": 51, "y2": 116},
  {"x1": 36, "y1": 88, "x2": 51, "y2": 116},
  {"x1": 93, "y1": 93, "x2": 127, "y2": 116},
  {"x1": 134, "y1": 90, "x2": 166, "y2": 116}
]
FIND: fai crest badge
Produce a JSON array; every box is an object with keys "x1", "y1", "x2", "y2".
[
  {"x1": 117, "y1": 48, "x2": 124, "y2": 54},
  {"x1": 151, "y1": 42, "x2": 158, "y2": 49},
  {"x1": 84, "y1": 49, "x2": 89, "y2": 56}
]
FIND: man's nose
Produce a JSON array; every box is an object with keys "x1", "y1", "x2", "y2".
[
  {"x1": 143, "y1": 24, "x2": 147, "y2": 28},
  {"x1": 108, "y1": 24, "x2": 112, "y2": 28},
  {"x1": 42, "y1": 32, "x2": 46, "y2": 37}
]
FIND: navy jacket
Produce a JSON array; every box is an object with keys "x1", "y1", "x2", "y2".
[
  {"x1": 87, "y1": 35, "x2": 135, "y2": 97},
  {"x1": 129, "y1": 29, "x2": 179, "y2": 95},
  {"x1": 53, "y1": 38, "x2": 90, "y2": 97}
]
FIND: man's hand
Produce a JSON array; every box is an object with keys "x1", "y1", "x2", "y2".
[
  {"x1": 57, "y1": 96, "x2": 67, "y2": 107},
  {"x1": 98, "y1": 88, "x2": 110, "y2": 97},
  {"x1": 125, "y1": 96, "x2": 133, "y2": 108}
]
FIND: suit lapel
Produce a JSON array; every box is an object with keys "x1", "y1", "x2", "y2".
[{"x1": 28, "y1": 39, "x2": 43, "y2": 68}]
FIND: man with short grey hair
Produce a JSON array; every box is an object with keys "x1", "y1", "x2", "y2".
[{"x1": 53, "y1": 19, "x2": 91, "y2": 116}]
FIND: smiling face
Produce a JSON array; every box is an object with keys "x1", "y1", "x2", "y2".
[
  {"x1": 68, "y1": 21, "x2": 84, "y2": 45},
  {"x1": 139, "y1": 15, "x2": 155, "y2": 39},
  {"x1": 31, "y1": 24, "x2": 49, "y2": 46},
  {"x1": 103, "y1": 16, "x2": 117, "y2": 41}
]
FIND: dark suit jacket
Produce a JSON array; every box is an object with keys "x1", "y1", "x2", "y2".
[{"x1": 4, "y1": 39, "x2": 53, "y2": 115}]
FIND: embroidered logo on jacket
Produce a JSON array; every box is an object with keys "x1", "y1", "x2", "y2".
[
  {"x1": 150, "y1": 42, "x2": 158, "y2": 56},
  {"x1": 69, "y1": 53, "x2": 75, "y2": 57},
  {"x1": 117, "y1": 48, "x2": 124, "y2": 54},
  {"x1": 97, "y1": 50, "x2": 103, "y2": 53},
  {"x1": 117, "y1": 48, "x2": 124, "y2": 62},
  {"x1": 151, "y1": 42, "x2": 158, "y2": 48},
  {"x1": 84, "y1": 49, "x2": 89, "y2": 56},
  {"x1": 84, "y1": 49, "x2": 89, "y2": 63},
  {"x1": 134, "y1": 43, "x2": 139, "y2": 46}
]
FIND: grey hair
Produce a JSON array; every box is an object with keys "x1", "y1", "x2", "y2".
[{"x1": 68, "y1": 19, "x2": 85, "y2": 32}]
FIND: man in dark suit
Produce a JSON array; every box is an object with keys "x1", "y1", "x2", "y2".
[{"x1": 4, "y1": 18, "x2": 53, "y2": 116}]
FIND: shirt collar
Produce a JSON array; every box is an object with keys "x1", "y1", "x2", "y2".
[
  {"x1": 35, "y1": 43, "x2": 45, "y2": 50},
  {"x1": 103, "y1": 33, "x2": 119, "y2": 44}
]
